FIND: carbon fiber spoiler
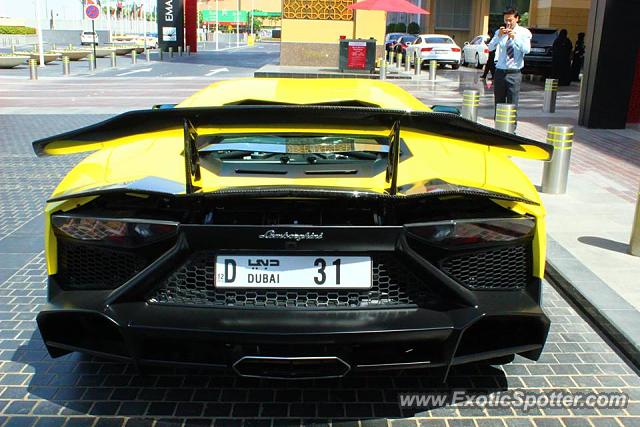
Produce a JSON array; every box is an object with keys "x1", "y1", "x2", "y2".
[{"x1": 32, "y1": 105, "x2": 553, "y2": 158}]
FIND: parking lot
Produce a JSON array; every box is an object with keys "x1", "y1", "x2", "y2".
[{"x1": 0, "y1": 44, "x2": 639, "y2": 426}]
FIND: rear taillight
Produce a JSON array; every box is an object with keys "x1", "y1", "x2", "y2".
[
  {"x1": 421, "y1": 47, "x2": 433, "y2": 52},
  {"x1": 52, "y1": 215, "x2": 178, "y2": 247},
  {"x1": 406, "y1": 218, "x2": 535, "y2": 249},
  {"x1": 484, "y1": 48, "x2": 489, "y2": 54},
  {"x1": 451, "y1": 47, "x2": 461, "y2": 52}
]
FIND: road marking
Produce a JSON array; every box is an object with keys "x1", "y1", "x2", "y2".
[
  {"x1": 116, "y1": 68, "x2": 153, "y2": 76},
  {"x1": 205, "y1": 68, "x2": 229, "y2": 77}
]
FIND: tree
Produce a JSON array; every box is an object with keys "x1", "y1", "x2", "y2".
[
  {"x1": 407, "y1": 22, "x2": 420, "y2": 34},
  {"x1": 395, "y1": 22, "x2": 406, "y2": 32}
]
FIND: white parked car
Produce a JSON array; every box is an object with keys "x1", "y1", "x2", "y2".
[
  {"x1": 406, "y1": 34, "x2": 462, "y2": 70},
  {"x1": 80, "y1": 31, "x2": 99, "y2": 46},
  {"x1": 461, "y1": 35, "x2": 490, "y2": 68}
]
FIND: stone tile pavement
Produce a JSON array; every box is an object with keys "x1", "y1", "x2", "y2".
[
  {"x1": 395, "y1": 71, "x2": 640, "y2": 315},
  {"x1": 0, "y1": 113, "x2": 639, "y2": 426}
]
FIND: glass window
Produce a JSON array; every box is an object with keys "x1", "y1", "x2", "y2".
[
  {"x1": 436, "y1": 0, "x2": 471, "y2": 30},
  {"x1": 424, "y1": 37, "x2": 454, "y2": 44}
]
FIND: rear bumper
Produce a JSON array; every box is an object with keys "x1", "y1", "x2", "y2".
[
  {"x1": 38, "y1": 282, "x2": 549, "y2": 377},
  {"x1": 39, "y1": 224, "x2": 549, "y2": 379}
]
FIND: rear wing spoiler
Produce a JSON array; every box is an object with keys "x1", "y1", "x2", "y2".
[{"x1": 32, "y1": 105, "x2": 553, "y2": 195}]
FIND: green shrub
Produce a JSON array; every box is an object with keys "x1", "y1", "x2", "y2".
[
  {"x1": 394, "y1": 23, "x2": 407, "y2": 33},
  {"x1": 0, "y1": 26, "x2": 37, "y2": 35},
  {"x1": 407, "y1": 22, "x2": 420, "y2": 34}
]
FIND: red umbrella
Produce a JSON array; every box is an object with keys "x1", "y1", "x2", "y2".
[
  {"x1": 347, "y1": 0, "x2": 429, "y2": 39},
  {"x1": 347, "y1": 0, "x2": 430, "y2": 14}
]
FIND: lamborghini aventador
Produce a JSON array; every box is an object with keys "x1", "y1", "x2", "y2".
[{"x1": 33, "y1": 78, "x2": 551, "y2": 379}]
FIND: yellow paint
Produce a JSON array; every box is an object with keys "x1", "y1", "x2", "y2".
[
  {"x1": 42, "y1": 78, "x2": 548, "y2": 279},
  {"x1": 282, "y1": 19, "x2": 355, "y2": 43}
]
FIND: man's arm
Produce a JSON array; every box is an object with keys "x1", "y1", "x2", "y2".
[
  {"x1": 511, "y1": 28, "x2": 531, "y2": 54},
  {"x1": 487, "y1": 29, "x2": 505, "y2": 52}
]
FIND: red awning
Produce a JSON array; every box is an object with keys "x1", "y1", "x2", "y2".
[{"x1": 347, "y1": 0, "x2": 430, "y2": 14}]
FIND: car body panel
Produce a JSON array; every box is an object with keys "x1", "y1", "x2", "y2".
[
  {"x1": 34, "y1": 78, "x2": 551, "y2": 377},
  {"x1": 462, "y1": 35, "x2": 490, "y2": 67},
  {"x1": 406, "y1": 34, "x2": 462, "y2": 65}
]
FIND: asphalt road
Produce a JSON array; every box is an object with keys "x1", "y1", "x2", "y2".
[
  {"x1": 0, "y1": 44, "x2": 638, "y2": 426},
  {"x1": 0, "y1": 42, "x2": 279, "y2": 80}
]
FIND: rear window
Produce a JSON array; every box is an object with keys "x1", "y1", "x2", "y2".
[
  {"x1": 386, "y1": 33, "x2": 403, "y2": 41},
  {"x1": 424, "y1": 37, "x2": 454, "y2": 44},
  {"x1": 200, "y1": 134, "x2": 389, "y2": 164},
  {"x1": 530, "y1": 30, "x2": 557, "y2": 46},
  {"x1": 403, "y1": 35, "x2": 417, "y2": 43}
]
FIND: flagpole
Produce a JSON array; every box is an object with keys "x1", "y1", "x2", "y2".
[
  {"x1": 235, "y1": 0, "x2": 239, "y2": 48},
  {"x1": 35, "y1": 0, "x2": 45, "y2": 67},
  {"x1": 215, "y1": 0, "x2": 219, "y2": 51}
]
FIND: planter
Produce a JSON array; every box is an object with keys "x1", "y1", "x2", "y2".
[{"x1": 0, "y1": 56, "x2": 27, "y2": 68}]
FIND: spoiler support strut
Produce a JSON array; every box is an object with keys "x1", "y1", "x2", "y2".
[
  {"x1": 184, "y1": 118, "x2": 201, "y2": 194},
  {"x1": 385, "y1": 120, "x2": 401, "y2": 196}
]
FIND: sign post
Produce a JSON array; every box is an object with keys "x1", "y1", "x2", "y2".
[
  {"x1": 85, "y1": 2, "x2": 100, "y2": 69},
  {"x1": 157, "y1": 0, "x2": 184, "y2": 53}
]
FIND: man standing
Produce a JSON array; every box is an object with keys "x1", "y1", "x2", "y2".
[{"x1": 487, "y1": 7, "x2": 531, "y2": 109}]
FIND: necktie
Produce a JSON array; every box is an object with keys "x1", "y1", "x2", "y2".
[{"x1": 506, "y1": 36, "x2": 515, "y2": 67}]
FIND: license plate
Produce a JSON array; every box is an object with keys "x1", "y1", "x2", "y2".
[
  {"x1": 530, "y1": 47, "x2": 545, "y2": 53},
  {"x1": 215, "y1": 255, "x2": 372, "y2": 289},
  {"x1": 435, "y1": 50, "x2": 448, "y2": 54}
]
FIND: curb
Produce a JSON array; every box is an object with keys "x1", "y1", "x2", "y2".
[{"x1": 545, "y1": 235, "x2": 640, "y2": 369}]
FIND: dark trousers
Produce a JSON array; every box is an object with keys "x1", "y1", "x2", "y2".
[{"x1": 493, "y1": 69, "x2": 522, "y2": 108}]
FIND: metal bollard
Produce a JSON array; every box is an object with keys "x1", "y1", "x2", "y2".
[
  {"x1": 631, "y1": 186, "x2": 640, "y2": 256},
  {"x1": 169, "y1": 47, "x2": 173, "y2": 58},
  {"x1": 429, "y1": 60, "x2": 437, "y2": 81},
  {"x1": 52, "y1": 43, "x2": 57, "y2": 50},
  {"x1": 88, "y1": 53, "x2": 95, "y2": 72},
  {"x1": 379, "y1": 59, "x2": 386, "y2": 80},
  {"x1": 541, "y1": 124, "x2": 574, "y2": 194},
  {"x1": 404, "y1": 53, "x2": 410, "y2": 72},
  {"x1": 186, "y1": 45, "x2": 191, "y2": 55},
  {"x1": 110, "y1": 51, "x2": 117, "y2": 68},
  {"x1": 389, "y1": 51, "x2": 395, "y2": 66},
  {"x1": 159, "y1": 48, "x2": 164, "y2": 61},
  {"x1": 178, "y1": 46, "x2": 183, "y2": 56},
  {"x1": 414, "y1": 56, "x2": 421, "y2": 76},
  {"x1": 62, "y1": 55, "x2": 70, "y2": 76},
  {"x1": 495, "y1": 103, "x2": 517, "y2": 133},
  {"x1": 461, "y1": 90, "x2": 480, "y2": 122},
  {"x1": 28, "y1": 59, "x2": 37, "y2": 80},
  {"x1": 145, "y1": 49, "x2": 150, "y2": 62},
  {"x1": 396, "y1": 53, "x2": 403, "y2": 69},
  {"x1": 131, "y1": 49, "x2": 137, "y2": 64},
  {"x1": 543, "y1": 78, "x2": 558, "y2": 113}
]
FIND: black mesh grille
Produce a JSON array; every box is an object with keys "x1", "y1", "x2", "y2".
[
  {"x1": 57, "y1": 240, "x2": 147, "y2": 290},
  {"x1": 148, "y1": 253, "x2": 435, "y2": 309},
  {"x1": 439, "y1": 245, "x2": 529, "y2": 290}
]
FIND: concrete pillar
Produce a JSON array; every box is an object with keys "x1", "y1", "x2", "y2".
[{"x1": 579, "y1": 0, "x2": 640, "y2": 129}]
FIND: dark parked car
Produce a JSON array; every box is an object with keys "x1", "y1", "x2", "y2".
[
  {"x1": 523, "y1": 28, "x2": 559, "y2": 77},
  {"x1": 394, "y1": 35, "x2": 418, "y2": 55},
  {"x1": 385, "y1": 32, "x2": 409, "y2": 52}
]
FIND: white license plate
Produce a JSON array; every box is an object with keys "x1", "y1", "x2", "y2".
[
  {"x1": 530, "y1": 47, "x2": 546, "y2": 53},
  {"x1": 215, "y1": 255, "x2": 372, "y2": 289},
  {"x1": 435, "y1": 50, "x2": 448, "y2": 54}
]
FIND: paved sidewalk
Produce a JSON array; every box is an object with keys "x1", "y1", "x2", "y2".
[{"x1": 394, "y1": 69, "x2": 640, "y2": 361}]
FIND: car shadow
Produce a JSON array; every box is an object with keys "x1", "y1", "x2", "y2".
[{"x1": 13, "y1": 330, "x2": 508, "y2": 423}]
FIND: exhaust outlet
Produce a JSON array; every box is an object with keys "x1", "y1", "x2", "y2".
[{"x1": 232, "y1": 356, "x2": 351, "y2": 379}]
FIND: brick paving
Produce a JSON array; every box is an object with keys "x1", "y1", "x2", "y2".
[
  {"x1": 396, "y1": 74, "x2": 640, "y2": 203},
  {"x1": 0, "y1": 114, "x2": 639, "y2": 426}
]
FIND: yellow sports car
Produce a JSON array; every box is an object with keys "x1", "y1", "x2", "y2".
[{"x1": 33, "y1": 78, "x2": 551, "y2": 379}]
